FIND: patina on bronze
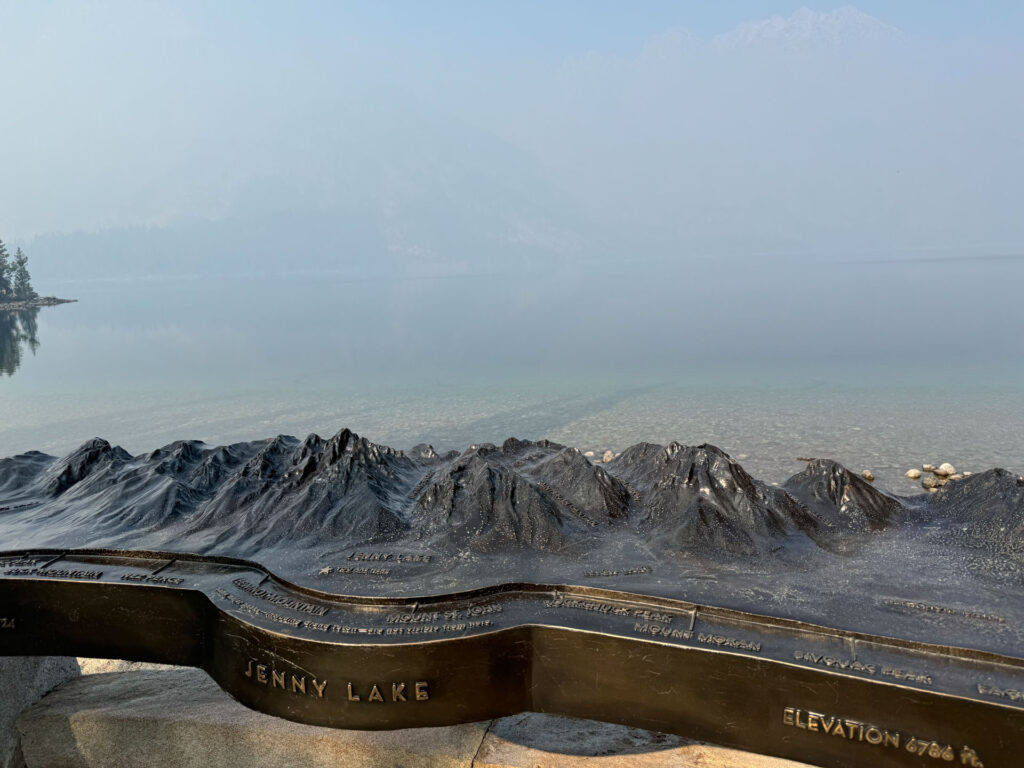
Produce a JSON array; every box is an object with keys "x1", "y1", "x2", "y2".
[{"x1": 2, "y1": 430, "x2": 1023, "y2": 766}]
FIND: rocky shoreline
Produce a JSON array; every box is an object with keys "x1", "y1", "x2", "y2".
[{"x1": 0, "y1": 296, "x2": 76, "y2": 311}]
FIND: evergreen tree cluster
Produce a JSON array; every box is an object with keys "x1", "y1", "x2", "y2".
[{"x1": 0, "y1": 238, "x2": 37, "y2": 302}]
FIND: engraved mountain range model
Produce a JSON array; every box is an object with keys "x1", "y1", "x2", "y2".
[
  {"x1": 2, "y1": 429, "x2": 1019, "y2": 558},
  {"x1": 2, "y1": 429, "x2": 1024, "y2": 767},
  {"x1": 0, "y1": 430, "x2": 916, "y2": 554}
]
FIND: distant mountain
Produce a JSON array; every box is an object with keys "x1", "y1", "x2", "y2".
[
  {"x1": 0, "y1": 451, "x2": 51, "y2": 499},
  {"x1": 714, "y1": 6, "x2": 899, "y2": 49},
  {"x1": 410, "y1": 438, "x2": 630, "y2": 552},
  {"x1": 174, "y1": 429, "x2": 424, "y2": 554},
  {"x1": 783, "y1": 459, "x2": 903, "y2": 550},
  {"x1": 38, "y1": 437, "x2": 133, "y2": 498},
  {"x1": 610, "y1": 442, "x2": 817, "y2": 556},
  {"x1": 1, "y1": 430, "x2": 1021, "y2": 563},
  {"x1": 928, "y1": 469, "x2": 1024, "y2": 555}
]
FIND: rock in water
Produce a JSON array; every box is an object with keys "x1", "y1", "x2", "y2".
[
  {"x1": 861, "y1": 469, "x2": 875, "y2": 483},
  {"x1": 906, "y1": 469, "x2": 922, "y2": 480},
  {"x1": 936, "y1": 463, "x2": 956, "y2": 478}
]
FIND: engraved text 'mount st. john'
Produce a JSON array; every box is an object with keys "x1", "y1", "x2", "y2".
[{"x1": 2, "y1": 428, "x2": 1024, "y2": 767}]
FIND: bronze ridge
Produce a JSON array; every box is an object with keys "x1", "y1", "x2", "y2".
[{"x1": 0, "y1": 547, "x2": 1015, "y2": 767}]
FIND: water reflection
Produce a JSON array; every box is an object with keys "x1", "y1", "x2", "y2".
[{"x1": 0, "y1": 309, "x2": 40, "y2": 376}]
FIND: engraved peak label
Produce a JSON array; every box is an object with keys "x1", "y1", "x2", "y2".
[
  {"x1": 583, "y1": 565, "x2": 652, "y2": 578},
  {"x1": 388, "y1": 612, "x2": 440, "y2": 624},
  {"x1": 346, "y1": 680, "x2": 430, "y2": 703},
  {"x1": 794, "y1": 650, "x2": 876, "y2": 675},
  {"x1": 232, "y1": 579, "x2": 329, "y2": 616},
  {"x1": 881, "y1": 598, "x2": 1005, "y2": 624},
  {"x1": 5, "y1": 567, "x2": 102, "y2": 580},
  {"x1": 977, "y1": 682, "x2": 1024, "y2": 702},
  {"x1": 466, "y1": 602, "x2": 502, "y2": 616},
  {"x1": 633, "y1": 622, "x2": 692, "y2": 640},
  {"x1": 244, "y1": 658, "x2": 327, "y2": 698},
  {"x1": 543, "y1": 594, "x2": 631, "y2": 616},
  {"x1": 793, "y1": 650, "x2": 933, "y2": 685},
  {"x1": 0, "y1": 618, "x2": 16, "y2": 630},
  {"x1": 633, "y1": 609, "x2": 673, "y2": 624},
  {"x1": 120, "y1": 573, "x2": 184, "y2": 586},
  {"x1": 697, "y1": 632, "x2": 761, "y2": 653},
  {"x1": 346, "y1": 551, "x2": 434, "y2": 564}
]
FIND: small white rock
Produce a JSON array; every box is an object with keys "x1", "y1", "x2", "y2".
[
  {"x1": 861, "y1": 469, "x2": 875, "y2": 483},
  {"x1": 602, "y1": 450, "x2": 614, "y2": 464},
  {"x1": 906, "y1": 469, "x2": 922, "y2": 480},
  {"x1": 921, "y1": 475, "x2": 938, "y2": 489},
  {"x1": 963, "y1": 471, "x2": 972, "y2": 477},
  {"x1": 583, "y1": 451, "x2": 595, "y2": 458},
  {"x1": 936, "y1": 462, "x2": 956, "y2": 477},
  {"x1": 922, "y1": 464, "x2": 936, "y2": 472},
  {"x1": 949, "y1": 474, "x2": 963, "y2": 481}
]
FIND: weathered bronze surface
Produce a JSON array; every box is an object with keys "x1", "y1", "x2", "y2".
[
  {"x1": 0, "y1": 548, "x2": 1017, "y2": 767},
  {"x1": 2, "y1": 431, "x2": 1024, "y2": 766}
]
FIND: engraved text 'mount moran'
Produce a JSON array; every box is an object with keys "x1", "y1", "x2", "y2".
[{"x1": 2, "y1": 428, "x2": 1024, "y2": 767}]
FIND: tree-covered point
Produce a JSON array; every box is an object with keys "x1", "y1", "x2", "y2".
[{"x1": 0, "y1": 238, "x2": 37, "y2": 302}]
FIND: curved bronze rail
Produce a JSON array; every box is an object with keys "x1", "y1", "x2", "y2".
[{"x1": 0, "y1": 548, "x2": 1017, "y2": 767}]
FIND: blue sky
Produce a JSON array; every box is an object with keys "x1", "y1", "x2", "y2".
[{"x1": 335, "y1": 1, "x2": 1024, "y2": 48}]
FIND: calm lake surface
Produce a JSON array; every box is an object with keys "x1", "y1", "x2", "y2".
[{"x1": 2, "y1": 255, "x2": 1022, "y2": 493}]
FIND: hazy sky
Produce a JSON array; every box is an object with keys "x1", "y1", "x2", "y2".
[
  {"x1": 2, "y1": 2, "x2": 1024, "y2": 462},
  {"x1": 2, "y1": 2, "x2": 1023, "y2": 266}
]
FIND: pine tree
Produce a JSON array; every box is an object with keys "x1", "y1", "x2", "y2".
[
  {"x1": 0, "y1": 239, "x2": 11, "y2": 300},
  {"x1": 12, "y1": 248, "x2": 35, "y2": 300}
]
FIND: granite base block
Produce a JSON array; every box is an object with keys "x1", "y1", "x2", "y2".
[
  {"x1": 16, "y1": 667, "x2": 816, "y2": 768},
  {"x1": 0, "y1": 657, "x2": 80, "y2": 768}
]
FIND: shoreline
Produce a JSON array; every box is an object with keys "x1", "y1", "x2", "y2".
[{"x1": 0, "y1": 296, "x2": 77, "y2": 311}]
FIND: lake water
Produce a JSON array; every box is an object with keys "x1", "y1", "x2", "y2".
[{"x1": 2, "y1": 255, "x2": 1022, "y2": 493}]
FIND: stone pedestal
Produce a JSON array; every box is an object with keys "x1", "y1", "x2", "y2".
[
  {"x1": 13, "y1": 667, "x2": 817, "y2": 768},
  {"x1": 0, "y1": 657, "x2": 79, "y2": 768}
]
